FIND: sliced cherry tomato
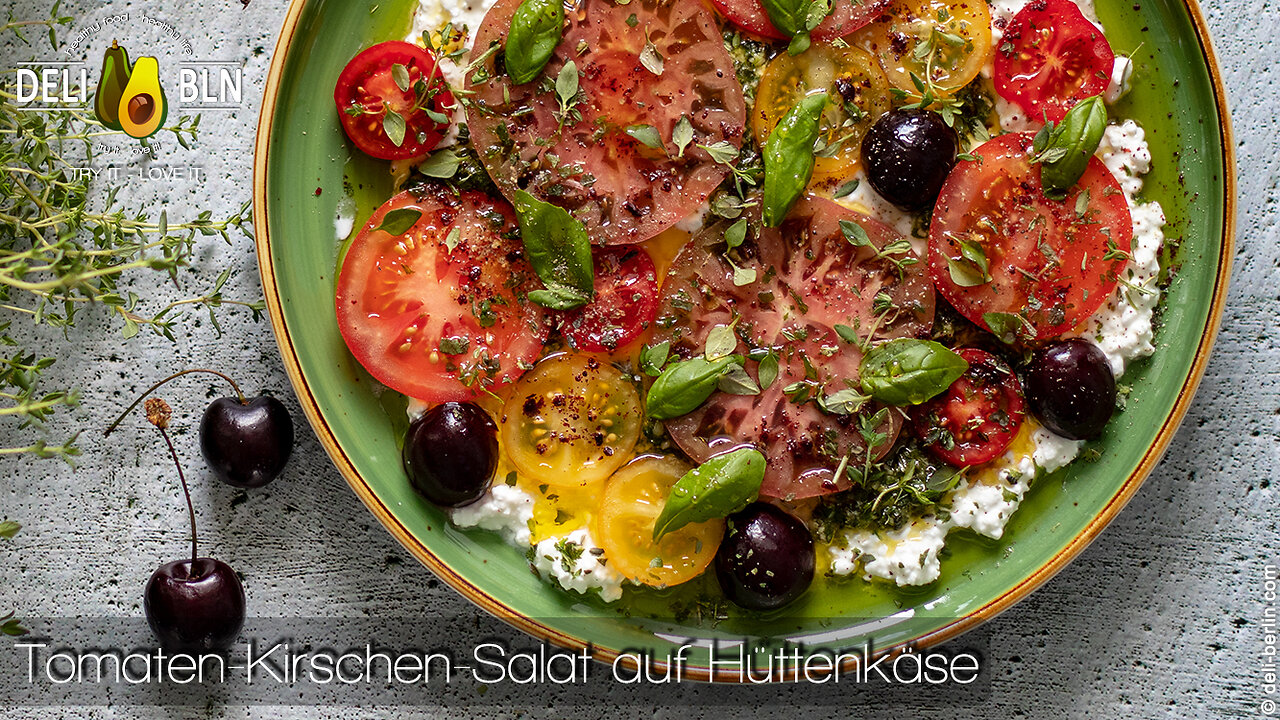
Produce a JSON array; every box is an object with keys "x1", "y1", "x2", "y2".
[
  {"x1": 856, "y1": 0, "x2": 992, "y2": 98},
  {"x1": 594, "y1": 456, "x2": 724, "y2": 587},
  {"x1": 752, "y1": 44, "x2": 891, "y2": 180},
  {"x1": 928, "y1": 132, "x2": 1132, "y2": 339},
  {"x1": 499, "y1": 354, "x2": 642, "y2": 489},
  {"x1": 335, "y1": 187, "x2": 549, "y2": 401},
  {"x1": 467, "y1": 0, "x2": 746, "y2": 245},
  {"x1": 994, "y1": 0, "x2": 1115, "y2": 123},
  {"x1": 334, "y1": 41, "x2": 454, "y2": 161},
  {"x1": 562, "y1": 247, "x2": 659, "y2": 353},
  {"x1": 710, "y1": 0, "x2": 890, "y2": 41},
  {"x1": 912, "y1": 348, "x2": 1025, "y2": 467},
  {"x1": 652, "y1": 196, "x2": 936, "y2": 500}
]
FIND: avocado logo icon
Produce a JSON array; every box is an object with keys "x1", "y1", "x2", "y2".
[{"x1": 93, "y1": 41, "x2": 168, "y2": 139}]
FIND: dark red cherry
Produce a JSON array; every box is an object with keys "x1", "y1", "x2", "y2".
[
  {"x1": 714, "y1": 503, "x2": 815, "y2": 611},
  {"x1": 200, "y1": 396, "x2": 294, "y2": 488},
  {"x1": 144, "y1": 558, "x2": 246, "y2": 651},
  {"x1": 403, "y1": 402, "x2": 497, "y2": 507},
  {"x1": 861, "y1": 109, "x2": 958, "y2": 211}
]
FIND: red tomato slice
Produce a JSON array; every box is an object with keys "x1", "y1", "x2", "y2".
[
  {"x1": 562, "y1": 246, "x2": 659, "y2": 353},
  {"x1": 653, "y1": 196, "x2": 936, "y2": 500},
  {"x1": 335, "y1": 188, "x2": 550, "y2": 402},
  {"x1": 911, "y1": 348, "x2": 1026, "y2": 467},
  {"x1": 334, "y1": 41, "x2": 454, "y2": 161},
  {"x1": 994, "y1": 0, "x2": 1115, "y2": 123},
  {"x1": 928, "y1": 132, "x2": 1132, "y2": 339},
  {"x1": 710, "y1": 0, "x2": 890, "y2": 41},
  {"x1": 467, "y1": 0, "x2": 746, "y2": 245}
]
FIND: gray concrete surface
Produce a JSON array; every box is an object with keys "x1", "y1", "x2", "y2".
[{"x1": 0, "y1": 0, "x2": 1275, "y2": 716}]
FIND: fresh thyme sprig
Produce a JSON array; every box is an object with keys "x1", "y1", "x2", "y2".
[{"x1": 0, "y1": 15, "x2": 263, "y2": 460}]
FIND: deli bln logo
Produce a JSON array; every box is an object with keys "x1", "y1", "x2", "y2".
[{"x1": 14, "y1": 13, "x2": 242, "y2": 140}]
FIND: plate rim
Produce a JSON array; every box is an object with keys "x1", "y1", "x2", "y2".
[{"x1": 252, "y1": 0, "x2": 1237, "y2": 682}]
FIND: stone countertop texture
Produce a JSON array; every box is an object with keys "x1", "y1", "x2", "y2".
[{"x1": 0, "y1": 0, "x2": 1274, "y2": 717}]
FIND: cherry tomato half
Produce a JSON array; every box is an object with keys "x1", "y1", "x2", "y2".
[
  {"x1": 499, "y1": 354, "x2": 642, "y2": 489},
  {"x1": 335, "y1": 187, "x2": 549, "y2": 402},
  {"x1": 562, "y1": 247, "x2": 659, "y2": 353},
  {"x1": 912, "y1": 348, "x2": 1026, "y2": 467},
  {"x1": 710, "y1": 0, "x2": 890, "y2": 41},
  {"x1": 334, "y1": 41, "x2": 454, "y2": 160},
  {"x1": 928, "y1": 132, "x2": 1132, "y2": 339},
  {"x1": 994, "y1": 0, "x2": 1115, "y2": 123},
  {"x1": 595, "y1": 456, "x2": 724, "y2": 588},
  {"x1": 752, "y1": 44, "x2": 891, "y2": 180},
  {"x1": 856, "y1": 0, "x2": 992, "y2": 98}
]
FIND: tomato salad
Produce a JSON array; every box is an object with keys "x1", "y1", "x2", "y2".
[{"x1": 331, "y1": 0, "x2": 1166, "y2": 609}]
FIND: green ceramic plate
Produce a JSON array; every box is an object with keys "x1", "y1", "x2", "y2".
[{"x1": 254, "y1": 0, "x2": 1234, "y2": 679}]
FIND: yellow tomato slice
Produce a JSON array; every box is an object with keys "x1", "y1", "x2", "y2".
[
  {"x1": 595, "y1": 456, "x2": 725, "y2": 588},
  {"x1": 752, "y1": 44, "x2": 891, "y2": 180},
  {"x1": 856, "y1": 0, "x2": 993, "y2": 98},
  {"x1": 499, "y1": 353, "x2": 641, "y2": 489}
]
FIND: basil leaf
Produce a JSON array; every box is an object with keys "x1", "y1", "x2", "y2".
[
  {"x1": 646, "y1": 355, "x2": 741, "y2": 420},
  {"x1": 1034, "y1": 95, "x2": 1107, "y2": 198},
  {"x1": 804, "y1": 0, "x2": 832, "y2": 31},
  {"x1": 527, "y1": 285, "x2": 590, "y2": 310},
  {"x1": 762, "y1": 92, "x2": 827, "y2": 227},
  {"x1": 982, "y1": 311, "x2": 1036, "y2": 344},
  {"x1": 372, "y1": 207, "x2": 422, "y2": 236},
  {"x1": 504, "y1": 0, "x2": 564, "y2": 85},
  {"x1": 652, "y1": 447, "x2": 766, "y2": 541},
  {"x1": 787, "y1": 32, "x2": 811, "y2": 56},
  {"x1": 511, "y1": 189, "x2": 594, "y2": 310},
  {"x1": 834, "y1": 324, "x2": 860, "y2": 344},
  {"x1": 759, "y1": 0, "x2": 831, "y2": 55},
  {"x1": 757, "y1": 351, "x2": 779, "y2": 390},
  {"x1": 640, "y1": 340, "x2": 671, "y2": 377},
  {"x1": 859, "y1": 338, "x2": 969, "y2": 406}
]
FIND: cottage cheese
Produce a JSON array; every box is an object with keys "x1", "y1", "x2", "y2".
[
  {"x1": 531, "y1": 528, "x2": 625, "y2": 602},
  {"x1": 830, "y1": 518, "x2": 950, "y2": 586},
  {"x1": 830, "y1": 89, "x2": 1165, "y2": 588},
  {"x1": 449, "y1": 482, "x2": 535, "y2": 546},
  {"x1": 408, "y1": 0, "x2": 497, "y2": 42}
]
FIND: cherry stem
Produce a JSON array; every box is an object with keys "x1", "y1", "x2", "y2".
[
  {"x1": 104, "y1": 369, "x2": 246, "y2": 437},
  {"x1": 155, "y1": 425, "x2": 198, "y2": 565}
]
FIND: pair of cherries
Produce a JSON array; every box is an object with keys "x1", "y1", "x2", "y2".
[{"x1": 106, "y1": 369, "x2": 294, "y2": 651}]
